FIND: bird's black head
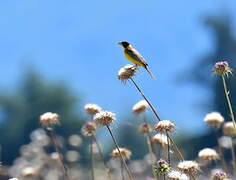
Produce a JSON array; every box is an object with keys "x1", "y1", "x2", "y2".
[{"x1": 118, "y1": 41, "x2": 130, "y2": 48}]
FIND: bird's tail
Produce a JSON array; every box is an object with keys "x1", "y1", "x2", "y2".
[{"x1": 145, "y1": 66, "x2": 156, "y2": 80}]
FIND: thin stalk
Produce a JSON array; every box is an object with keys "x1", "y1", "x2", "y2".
[
  {"x1": 120, "y1": 160, "x2": 125, "y2": 180},
  {"x1": 106, "y1": 125, "x2": 134, "y2": 180},
  {"x1": 166, "y1": 133, "x2": 184, "y2": 161},
  {"x1": 230, "y1": 137, "x2": 236, "y2": 173},
  {"x1": 90, "y1": 138, "x2": 95, "y2": 180},
  {"x1": 92, "y1": 135, "x2": 112, "y2": 180},
  {"x1": 166, "y1": 131, "x2": 171, "y2": 164},
  {"x1": 213, "y1": 128, "x2": 228, "y2": 173},
  {"x1": 146, "y1": 135, "x2": 158, "y2": 180},
  {"x1": 130, "y1": 78, "x2": 161, "y2": 121},
  {"x1": 222, "y1": 76, "x2": 236, "y2": 127},
  {"x1": 49, "y1": 130, "x2": 70, "y2": 180}
]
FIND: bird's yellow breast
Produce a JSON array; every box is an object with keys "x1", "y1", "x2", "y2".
[{"x1": 124, "y1": 52, "x2": 145, "y2": 67}]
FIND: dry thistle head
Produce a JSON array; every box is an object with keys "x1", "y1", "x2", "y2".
[
  {"x1": 84, "y1": 104, "x2": 102, "y2": 115},
  {"x1": 177, "y1": 161, "x2": 199, "y2": 175},
  {"x1": 118, "y1": 64, "x2": 138, "y2": 82},
  {"x1": 21, "y1": 167, "x2": 38, "y2": 177},
  {"x1": 111, "y1": 147, "x2": 132, "y2": 160},
  {"x1": 167, "y1": 170, "x2": 189, "y2": 180},
  {"x1": 152, "y1": 133, "x2": 168, "y2": 148},
  {"x1": 39, "y1": 112, "x2": 60, "y2": 130},
  {"x1": 139, "y1": 123, "x2": 152, "y2": 134},
  {"x1": 198, "y1": 148, "x2": 219, "y2": 161},
  {"x1": 204, "y1": 112, "x2": 224, "y2": 128},
  {"x1": 132, "y1": 100, "x2": 150, "y2": 114},
  {"x1": 214, "y1": 61, "x2": 233, "y2": 76},
  {"x1": 223, "y1": 122, "x2": 236, "y2": 136},
  {"x1": 211, "y1": 171, "x2": 230, "y2": 180},
  {"x1": 154, "y1": 120, "x2": 176, "y2": 133},
  {"x1": 81, "y1": 121, "x2": 97, "y2": 137},
  {"x1": 155, "y1": 159, "x2": 171, "y2": 175},
  {"x1": 93, "y1": 111, "x2": 116, "y2": 126}
]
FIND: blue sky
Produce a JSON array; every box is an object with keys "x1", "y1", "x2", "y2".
[{"x1": 0, "y1": 0, "x2": 236, "y2": 135}]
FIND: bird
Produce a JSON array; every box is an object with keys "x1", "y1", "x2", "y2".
[{"x1": 118, "y1": 41, "x2": 156, "y2": 79}]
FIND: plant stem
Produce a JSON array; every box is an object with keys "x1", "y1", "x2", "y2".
[
  {"x1": 106, "y1": 125, "x2": 134, "y2": 180},
  {"x1": 130, "y1": 78, "x2": 161, "y2": 122},
  {"x1": 166, "y1": 131, "x2": 171, "y2": 165},
  {"x1": 90, "y1": 138, "x2": 95, "y2": 180},
  {"x1": 92, "y1": 135, "x2": 112, "y2": 180},
  {"x1": 121, "y1": 160, "x2": 125, "y2": 180},
  {"x1": 49, "y1": 130, "x2": 70, "y2": 180},
  {"x1": 166, "y1": 133, "x2": 184, "y2": 161},
  {"x1": 222, "y1": 75, "x2": 236, "y2": 127}
]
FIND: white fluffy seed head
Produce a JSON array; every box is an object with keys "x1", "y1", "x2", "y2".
[
  {"x1": 204, "y1": 112, "x2": 224, "y2": 127},
  {"x1": 132, "y1": 100, "x2": 150, "y2": 114},
  {"x1": 118, "y1": 64, "x2": 138, "y2": 81},
  {"x1": 93, "y1": 111, "x2": 116, "y2": 126},
  {"x1": 84, "y1": 104, "x2": 102, "y2": 115},
  {"x1": 39, "y1": 112, "x2": 60, "y2": 128},
  {"x1": 167, "y1": 170, "x2": 189, "y2": 180},
  {"x1": 154, "y1": 120, "x2": 176, "y2": 133},
  {"x1": 152, "y1": 133, "x2": 168, "y2": 148},
  {"x1": 223, "y1": 122, "x2": 236, "y2": 136},
  {"x1": 177, "y1": 161, "x2": 199, "y2": 175},
  {"x1": 198, "y1": 148, "x2": 219, "y2": 161},
  {"x1": 111, "y1": 148, "x2": 132, "y2": 160}
]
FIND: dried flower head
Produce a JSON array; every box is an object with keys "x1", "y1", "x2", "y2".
[
  {"x1": 132, "y1": 100, "x2": 150, "y2": 114},
  {"x1": 81, "y1": 121, "x2": 97, "y2": 136},
  {"x1": 118, "y1": 64, "x2": 138, "y2": 81},
  {"x1": 223, "y1": 122, "x2": 236, "y2": 136},
  {"x1": 214, "y1": 61, "x2": 232, "y2": 76},
  {"x1": 154, "y1": 120, "x2": 176, "y2": 133},
  {"x1": 111, "y1": 148, "x2": 132, "y2": 160},
  {"x1": 177, "y1": 161, "x2": 199, "y2": 175},
  {"x1": 139, "y1": 123, "x2": 152, "y2": 134},
  {"x1": 39, "y1": 112, "x2": 60, "y2": 129},
  {"x1": 21, "y1": 167, "x2": 38, "y2": 177},
  {"x1": 156, "y1": 159, "x2": 171, "y2": 175},
  {"x1": 198, "y1": 148, "x2": 219, "y2": 161},
  {"x1": 204, "y1": 112, "x2": 224, "y2": 127},
  {"x1": 94, "y1": 111, "x2": 116, "y2": 126},
  {"x1": 68, "y1": 135, "x2": 83, "y2": 147},
  {"x1": 212, "y1": 171, "x2": 230, "y2": 180},
  {"x1": 152, "y1": 133, "x2": 168, "y2": 148},
  {"x1": 84, "y1": 104, "x2": 102, "y2": 115},
  {"x1": 167, "y1": 170, "x2": 189, "y2": 180},
  {"x1": 218, "y1": 136, "x2": 232, "y2": 149}
]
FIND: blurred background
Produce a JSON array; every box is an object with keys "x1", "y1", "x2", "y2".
[{"x1": 0, "y1": 0, "x2": 236, "y2": 171}]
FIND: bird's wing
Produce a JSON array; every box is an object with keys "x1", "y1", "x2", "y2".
[{"x1": 125, "y1": 48, "x2": 148, "y2": 66}]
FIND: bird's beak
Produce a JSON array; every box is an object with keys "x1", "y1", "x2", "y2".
[{"x1": 118, "y1": 42, "x2": 122, "y2": 46}]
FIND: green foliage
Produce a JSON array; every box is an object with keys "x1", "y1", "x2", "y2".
[{"x1": 0, "y1": 71, "x2": 85, "y2": 164}]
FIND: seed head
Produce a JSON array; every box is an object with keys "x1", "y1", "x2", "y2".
[
  {"x1": 81, "y1": 121, "x2": 97, "y2": 136},
  {"x1": 177, "y1": 161, "x2": 199, "y2": 175},
  {"x1": 154, "y1": 120, "x2": 176, "y2": 133},
  {"x1": 218, "y1": 136, "x2": 232, "y2": 149},
  {"x1": 94, "y1": 111, "x2": 116, "y2": 126},
  {"x1": 198, "y1": 148, "x2": 219, "y2": 161},
  {"x1": 118, "y1": 64, "x2": 138, "y2": 82},
  {"x1": 152, "y1": 133, "x2": 168, "y2": 148},
  {"x1": 214, "y1": 61, "x2": 232, "y2": 76},
  {"x1": 132, "y1": 100, "x2": 150, "y2": 114},
  {"x1": 167, "y1": 170, "x2": 189, "y2": 180},
  {"x1": 212, "y1": 171, "x2": 230, "y2": 180},
  {"x1": 204, "y1": 112, "x2": 224, "y2": 127},
  {"x1": 223, "y1": 122, "x2": 236, "y2": 136},
  {"x1": 111, "y1": 148, "x2": 132, "y2": 160},
  {"x1": 39, "y1": 112, "x2": 60, "y2": 129},
  {"x1": 139, "y1": 123, "x2": 152, "y2": 134},
  {"x1": 84, "y1": 104, "x2": 102, "y2": 115}
]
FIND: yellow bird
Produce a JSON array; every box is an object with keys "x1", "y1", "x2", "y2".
[{"x1": 118, "y1": 41, "x2": 156, "y2": 79}]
